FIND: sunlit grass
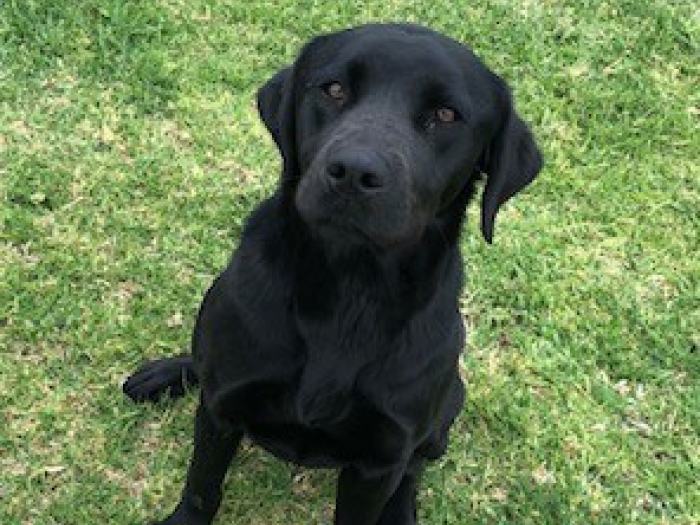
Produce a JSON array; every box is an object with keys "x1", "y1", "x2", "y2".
[{"x1": 1, "y1": 1, "x2": 697, "y2": 523}]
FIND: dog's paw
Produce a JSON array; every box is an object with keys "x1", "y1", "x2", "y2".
[{"x1": 123, "y1": 356, "x2": 197, "y2": 403}]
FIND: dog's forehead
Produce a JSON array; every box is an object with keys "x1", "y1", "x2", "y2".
[{"x1": 306, "y1": 28, "x2": 467, "y2": 85}]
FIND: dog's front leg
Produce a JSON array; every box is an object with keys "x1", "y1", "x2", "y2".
[
  {"x1": 376, "y1": 458, "x2": 425, "y2": 525},
  {"x1": 334, "y1": 466, "x2": 405, "y2": 525},
  {"x1": 152, "y1": 399, "x2": 242, "y2": 525}
]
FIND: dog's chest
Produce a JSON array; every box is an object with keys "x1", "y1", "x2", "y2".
[
  {"x1": 232, "y1": 317, "x2": 410, "y2": 469},
  {"x1": 241, "y1": 317, "x2": 459, "y2": 471},
  {"x1": 290, "y1": 280, "x2": 404, "y2": 419},
  {"x1": 207, "y1": 248, "x2": 464, "y2": 470},
  {"x1": 244, "y1": 356, "x2": 412, "y2": 471}
]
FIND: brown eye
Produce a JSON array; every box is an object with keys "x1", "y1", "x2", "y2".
[
  {"x1": 436, "y1": 107, "x2": 456, "y2": 123},
  {"x1": 324, "y1": 82, "x2": 346, "y2": 102},
  {"x1": 424, "y1": 107, "x2": 460, "y2": 131}
]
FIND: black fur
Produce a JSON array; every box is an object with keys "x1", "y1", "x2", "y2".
[{"x1": 123, "y1": 23, "x2": 542, "y2": 525}]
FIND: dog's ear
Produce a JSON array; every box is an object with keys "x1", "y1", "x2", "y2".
[
  {"x1": 257, "y1": 67, "x2": 297, "y2": 177},
  {"x1": 257, "y1": 67, "x2": 291, "y2": 149},
  {"x1": 480, "y1": 85, "x2": 543, "y2": 243}
]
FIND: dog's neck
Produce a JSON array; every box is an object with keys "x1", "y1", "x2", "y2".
[{"x1": 276, "y1": 184, "x2": 474, "y2": 332}]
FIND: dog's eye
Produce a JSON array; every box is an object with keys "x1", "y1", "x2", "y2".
[
  {"x1": 436, "y1": 108, "x2": 457, "y2": 123},
  {"x1": 425, "y1": 107, "x2": 461, "y2": 130},
  {"x1": 323, "y1": 82, "x2": 346, "y2": 103}
]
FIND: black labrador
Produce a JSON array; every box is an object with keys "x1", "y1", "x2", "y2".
[{"x1": 123, "y1": 23, "x2": 542, "y2": 525}]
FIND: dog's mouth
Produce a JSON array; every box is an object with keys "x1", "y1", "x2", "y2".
[
  {"x1": 299, "y1": 209, "x2": 427, "y2": 253},
  {"x1": 303, "y1": 214, "x2": 382, "y2": 249}
]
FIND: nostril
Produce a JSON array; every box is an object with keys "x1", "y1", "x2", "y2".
[
  {"x1": 327, "y1": 162, "x2": 345, "y2": 180},
  {"x1": 326, "y1": 154, "x2": 387, "y2": 192},
  {"x1": 359, "y1": 171, "x2": 383, "y2": 190}
]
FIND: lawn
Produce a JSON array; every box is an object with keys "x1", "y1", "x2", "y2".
[{"x1": 0, "y1": 1, "x2": 698, "y2": 524}]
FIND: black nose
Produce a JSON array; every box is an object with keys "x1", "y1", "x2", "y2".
[{"x1": 326, "y1": 151, "x2": 387, "y2": 193}]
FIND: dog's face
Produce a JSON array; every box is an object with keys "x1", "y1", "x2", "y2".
[{"x1": 258, "y1": 24, "x2": 542, "y2": 247}]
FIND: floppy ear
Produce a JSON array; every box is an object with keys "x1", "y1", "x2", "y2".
[
  {"x1": 480, "y1": 89, "x2": 543, "y2": 243},
  {"x1": 256, "y1": 67, "x2": 298, "y2": 178},
  {"x1": 257, "y1": 67, "x2": 290, "y2": 148}
]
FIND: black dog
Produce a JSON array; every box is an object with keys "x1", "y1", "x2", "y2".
[{"x1": 123, "y1": 23, "x2": 542, "y2": 525}]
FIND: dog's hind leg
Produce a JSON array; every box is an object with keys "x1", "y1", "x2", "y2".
[{"x1": 123, "y1": 355, "x2": 198, "y2": 403}]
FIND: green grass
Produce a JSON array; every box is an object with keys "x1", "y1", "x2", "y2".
[{"x1": 1, "y1": 1, "x2": 698, "y2": 523}]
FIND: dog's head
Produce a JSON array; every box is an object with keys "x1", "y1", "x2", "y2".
[{"x1": 257, "y1": 24, "x2": 542, "y2": 247}]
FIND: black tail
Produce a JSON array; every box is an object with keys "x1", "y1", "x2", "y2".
[{"x1": 123, "y1": 355, "x2": 199, "y2": 403}]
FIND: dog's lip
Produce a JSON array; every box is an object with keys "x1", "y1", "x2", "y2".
[
  {"x1": 295, "y1": 184, "x2": 423, "y2": 250},
  {"x1": 309, "y1": 216, "x2": 425, "y2": 252},
  {"x1": 311, "y1": 217, "x2": 378, "y2": 245}
]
